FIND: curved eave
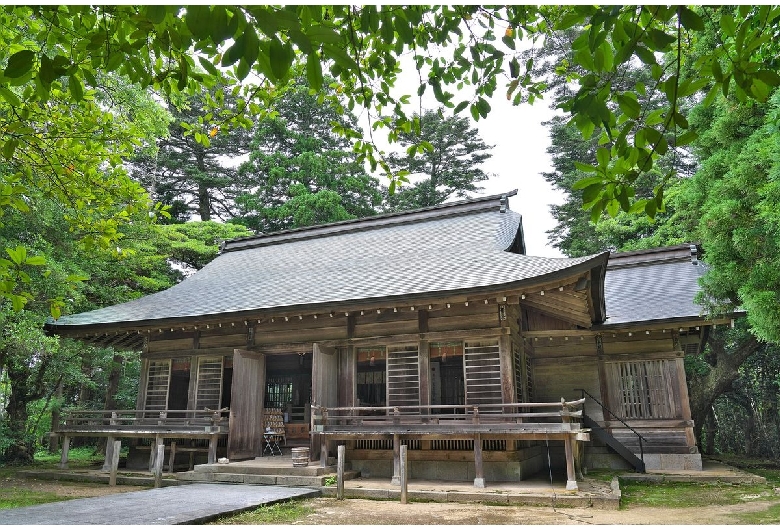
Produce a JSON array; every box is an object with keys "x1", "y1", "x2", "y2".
[{"x1": 46, "y1": 252, "x2": 609, "y2": 338}]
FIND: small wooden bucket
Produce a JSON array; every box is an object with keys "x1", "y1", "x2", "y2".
[{"x1": 291, "y1": 447, "x2": 309, "y2": 467}]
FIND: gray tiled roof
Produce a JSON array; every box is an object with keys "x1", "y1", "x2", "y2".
[
  {"x1": 48, "y1": 194, "x2": 604, "y2": 330},
  {"x1": 600, "y1": 249, "x2": 706, "y2": 326}
]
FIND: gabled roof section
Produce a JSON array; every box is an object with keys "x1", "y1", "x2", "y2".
[
  {"x1": 46, "y1": 191, "x2": 607, "y2": 333},
  {"x1": 221, "y1": 191, "x2": 524, "y2": 253},
  {"x1": 599, "y1": 244, "x2": 707, "y2": 327}
]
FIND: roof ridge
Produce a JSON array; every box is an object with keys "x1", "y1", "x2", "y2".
[{"x1": 222, "y1": 190, "x2": 518, "y2": 253}]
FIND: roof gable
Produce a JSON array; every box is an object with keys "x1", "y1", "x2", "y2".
[{"x1": 47, "y1": 192, "x2": 606, "y2": 331}]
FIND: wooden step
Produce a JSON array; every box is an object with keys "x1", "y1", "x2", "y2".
[{"x1": 177, "y1": 469, "x2": 359, "y2": 487}]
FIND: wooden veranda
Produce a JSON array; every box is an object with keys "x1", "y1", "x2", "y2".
[
  {"x1": 312, "y1": 398, "x2": 590, "y2": 490},
  {"x1": 51, "y1": 408, "x2": 229, "y2": 485}
]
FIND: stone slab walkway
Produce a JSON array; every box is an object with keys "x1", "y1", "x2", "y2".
[{"x1": 0, "y1": 483, "x2": 319, "y2": 525}]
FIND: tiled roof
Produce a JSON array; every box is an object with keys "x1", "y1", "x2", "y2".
[
  {"x1": 47, "y1": 192, "x2": 605, "y2": 331},
  {"x1": 599, "y1": 245, "x2": 706, "y2": 327}
]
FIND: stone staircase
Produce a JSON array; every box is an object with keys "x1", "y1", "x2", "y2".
[{"x1": 177, "y1": 456, "x2": 359, "y2": 487}]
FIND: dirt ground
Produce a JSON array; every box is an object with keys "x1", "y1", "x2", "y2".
[
  {"x1": 1, "y1": 473, "x2": 145, "y2": 499},
  {"x1": 4, "y1": 473, "x2": 780, "y2": 525},
  {"x1": 296, "y1": 497, "x2": 780, "y2": 525}
]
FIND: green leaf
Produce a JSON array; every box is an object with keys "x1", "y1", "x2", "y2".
[
  {"x1": 210, "y1": 6, "x2": 232, "y2": 42},
  {"x1": 596, "y1": 147, "x2": 610, "y2": 168},
  {"x1": 4, "y1": 50, "x2": 35, "y2": 78},
  {"x1": 69, "y1": 75, "x2": 83, "y2": 101},
  {"x1": 6, "y1": 245, "x2": 26, "y2": 266},
  {"x1": 222, "y1": 35, "x2": 246, "y2": 67},
  {"x1": 720, "y1": 13, "x2": 736, "y2": 38},
  {"x1": 145, "y1": 5, "x2": 167, "y2": 24},
  {"x1": 306, "y1": 52, "x2": 323, "y2": 91},
  {"x1": 185, "y1": 5, "x2": 212, "y2": 40},
  {"x1": 617, "y1": 93, "x2": 640, "y2": 119},
  {"x1": 269, "y1": 38, "x2": 293, "y2": 79},
  {"x1": 243, "y1": 26, "x2": 260, "y2": 68},
  {"x1": 198, "y1": 56, "x2": 220, "y2": 77},
  {"x1": 24, "y1": 255, "x2": 45, "y2": 266},
  {"x1": 2, "y1": 139, "x2": 18, "y2": 160},
  {"x1": 307, "y1": 25, "x2": 342, "y2": 44},
  {"x1": 679, "y1": 7, "x2": 704, "y2": 31},
  {"x1": 323, "y1": 44, "x2": 359, "y2": 72},
  {"x1": 10, "y1": 294, "x2": 25, "y2": 312},
  {"x1": 755, "y1": 69, "x2": 780, "y2": 87},
  {"x1": 573, "y1": 163, "x2": 599, "y2": 175},
  {"x1": 0, "y1": 86, "x2": 21, "y2": 107},
  {"x1": 606, "y1": 198, "x2": 620, "y2": 217}
]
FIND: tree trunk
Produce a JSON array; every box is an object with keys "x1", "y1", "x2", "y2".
[
  {"x1": 48, "y1": 380, "x2": 63, "y2": 453},
  {"x1": 703, "y1": 408, "x2": 716, "y2": 455},
  {"x1": 3, "y1": 366, "x2": 35, "y2": 464},
  {"x1": 95, "y1": 354, "x2": 124, "y2": 456},
  {"x1": 687, "y1": 332, "x2": 760, "y2": 452}
]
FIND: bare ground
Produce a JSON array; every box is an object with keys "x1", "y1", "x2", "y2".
[
  {"x1": 4, "y1": 473, "x2": 780, "y2": 525},
  {"x1": 294, "y1": 497, "x2": 780, "y2": 525}
]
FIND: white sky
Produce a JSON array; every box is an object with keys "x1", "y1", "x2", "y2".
[{"x1": 372, "y1": 47, "x2": 567, "y2": 258}]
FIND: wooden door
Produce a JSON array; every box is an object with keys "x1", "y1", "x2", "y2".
[
  {"x1": 311, "y1": 343, "x2": 338, "y2": 460},
  {"x1": 228, "y1": 349, "x2": 265, "y2": 460}
]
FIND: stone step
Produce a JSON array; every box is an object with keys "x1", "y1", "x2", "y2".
[
  {"x1": 191, "y1": 462, "x2": 338, "y2": 477},
  {"x1": 177, "y1": 469, "x2": 359, "y2": 487}
]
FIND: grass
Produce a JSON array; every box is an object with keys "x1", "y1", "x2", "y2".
[
  {"x1": 0, "y1": 488, "x2": 72, "y2": 510},
  {"x1": 207, "y1": 500, "x2": 314, "y2": 525},
  {"x1": 730, "y1": 502, "x2": 780, "y2": 524},
  {"x1": 0, "y1": 446, "x2": 109, "y2": 511},
  {"x1": 620, "y1": 480, "x2": 777, "y2": 509}
]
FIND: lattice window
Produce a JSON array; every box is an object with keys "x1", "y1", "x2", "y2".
[
  {"x1": 464, "y1": 340, "x2": 502, "y2": 412},
  {"x1": 386, "y1": 344, "x2": 420, "y2": 411},
  {"x1": 513, "y1": 341, "x2": 524, "y2": 402},
  {"x1": 195, "y1": 357, "x2": 223, "y2": 411},
  {"x1": 607, "y1": 360, "x2": 675, "y2": 419},
  {"x1": 144, "y1": 360, "x2": 171, "y2": 412},
  {"x1": 265, "y1": 376, "x2": 293, "y2": 409},
  {"x1": 525, "y1": 349, "x2": 534, "y2": 402}
]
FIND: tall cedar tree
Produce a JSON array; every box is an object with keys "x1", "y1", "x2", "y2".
[
  {"x1": 385, "y1": 109, "x2": 492, "y2": 211},
  {"x1": 234, "y1": 80, "x2": 382, "y2": 233},
  {"x1": 131, "y1": 90, "x2": 252, "y2": 222}
]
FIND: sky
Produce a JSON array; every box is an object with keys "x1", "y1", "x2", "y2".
[
  {"x1": 471, "y1": 94, "x2": 566, "y2": 258},
  {"x1": 372, "y1": 51, "x2": 567, "y2": 258}
]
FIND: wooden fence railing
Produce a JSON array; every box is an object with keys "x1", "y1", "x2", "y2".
[
  {"x1": 312, "y1": 399, "x2": 585, "y2": 434},
  {"x1": 55, "y1": 408, "x2": 230, "y2": 434}
]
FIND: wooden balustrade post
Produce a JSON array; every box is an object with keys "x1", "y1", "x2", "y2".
[
  {"x1": 320, "y1": 408, "x2": 329, "y2": 468},
  {"x1": 153, "y1": 436, "x2": 164, "y2": 488},
  {"x1": 59, "y1": 436, "x2": 70, "y2": 469},
  {"x1": 103, "y1": 436, "x2": 115, "y2": 472},
  {"x1": 564, "y1": 435, "x2": 578, "y2": 491},
  {"x1": 337, "y1": 444, "x2": 345, "y2": 500},
  {"x1": 208, "y1": 434, "x2": 217, "y2": 464},
  {"x1": 391, "y1": 433, "x2": 401, "y2": 486},
  {"x1": 109, "y1": 440, "x2": 121, "y2": 487},
  {"x1": 473, "y1": 407, "x2": 485, "y2": 488},
  {"x1": 400, "y1": 444, "x2": 408, "y2": 504},
  {"x1": 168, "y1": 441, "x2": 177, "y2": 472}
]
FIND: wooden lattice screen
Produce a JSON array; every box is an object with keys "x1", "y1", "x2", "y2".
[
  {"x1": 513, "y1": 341, "x2": 524, "y2": 402},
  {"x1": 464, "y1": 340, "x2": 502, "y2": 411},
  {"x1": 386, "y1": 345, "x2": 420, "y2": 411},
  {"x1": 607, "y1": 359, "x2": 676, "y2": 419},
  {"x1": 195, "y1": 357, "x2": 224, "y2": 411},
  {"x1": 144, "y1": 359, "x2": 171, "y2": 412}
]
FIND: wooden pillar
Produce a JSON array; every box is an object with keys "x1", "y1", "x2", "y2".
[
  {"x1": 473, "y1": 434, "x2": 485, "y2": 488},
  {"x1": 59, "y1": 436, "x2": 70, "y2": 469},
  {"x1": 675, "y1": 356, "x2": 697, "y2": 449},
  {"x1": 498, "y1": 334, "x2": 514, "y2": 407},
  {"x1": 103, "y1": 436, "x2": 115, "y2": 472},
  {"x1": 208, "y1": 434, "x2": 217, "y2": 464},
  {"x1": 168, "y1": 441, "x2": 177, "y2": 472},
  {"x1": 391, "y1": 433, "x2": 400, "y2": 485},
  {"x1": 400, "y1": 444, "x2": 408, "y2": 504},
  {"x1": 337, "y1": 445, "x2": 345, "y2": 500},
  {"x1": 564, "y1": 435, "x2": 578, "y2": 491},
  {"x1": 108, "y1": 440, "x2": 121, "y2": 487},
  {"x1": 153, "y1": 436, "x2": 164, "y2": 488},
  {"x1": 418, "y1": 340, "x2": 430, "y2": 409}
]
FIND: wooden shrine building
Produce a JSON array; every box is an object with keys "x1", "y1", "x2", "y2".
[{"x1": 46, "y1": 191, "x2": 726, "y2": 488}]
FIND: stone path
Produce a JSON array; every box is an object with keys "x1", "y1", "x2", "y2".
[{"x1": 0, "y1": 483, "x2": 319, "y2": 525}]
